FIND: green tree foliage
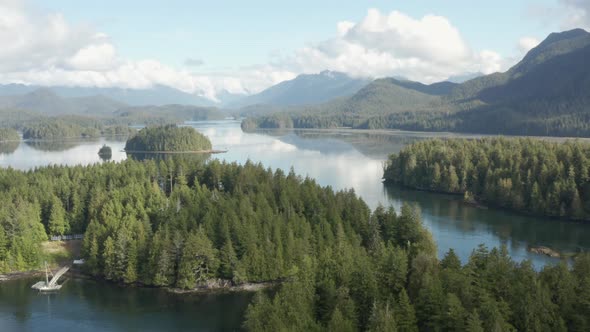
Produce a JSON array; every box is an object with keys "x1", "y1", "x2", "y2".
[
  {"x1": 125, "y1": 125, "x2": 212, "y2": 152},
  {"x1": 385, "y1": 137, "x2": 590, "y2": 220},
  {"x1": 176, "y1": 227, "x2": 219, "y2": 289},
  {"x1": 22, "y1": 119, "x2": 101, "y2": 139},
  {"x1": 0, "y1": 149, "x2": 589, "y2": 331},
  {"x1": 368, "y1": 301, "x2": 397, "y2": 332},
  {"x1": 98, "y1": 145, "x2": 113, "y2": 160},
  {"x1": 48, "y1": 195, "x2": 67, "y2": 236},
  {"x1": 0, "y1": 128, "x2": 20, "y2": 142}
]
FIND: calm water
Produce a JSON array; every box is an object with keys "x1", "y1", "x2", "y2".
[
  {"x1": 0, "y1": 277, "x2": 252, "y2": 332},
  {"x1": 1, "y1": 120, "x2": 590, "y2": 331}
]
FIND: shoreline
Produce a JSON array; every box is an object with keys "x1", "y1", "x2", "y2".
[
  {"x1": 383, "y1": 181, "x2": 590, "y2": 224},
  {"x1": 0, "y1": 269, "x2": 45, "y2": 282},
  {"x1": 123, "y1": 149, "x2": 228, "y2": 154},
  {"x1": 249, "y1": 127, "x2": 590, "y2": 142},
  {"x1": 2, "y1": 268, "x2": 279, "y2": 294}
]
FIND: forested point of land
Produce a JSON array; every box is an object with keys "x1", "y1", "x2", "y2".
[
  {"x1": 384, "y1": 137, "x2": 590, "y2": 221},
  {"x1": 21, "y1": 121, "x2": 135, "y2": 140},
  {"x1": 125, "y1": 125, "x2": 212, "y2": 152},
  {"x1": 0, "y1": 128, "x2": 20, "y2": 142},
  {"x1": 0, "y1": 157, "x2": 589, "y2": 331}
]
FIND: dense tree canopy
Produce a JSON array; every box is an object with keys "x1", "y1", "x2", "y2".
[
  {"x1": 125, "y1": 125, "x2": 212, "y2": 152},
  {"x1": 0, "y1": 156, "x2": 589, "y2": 331},
  {"x1": 22, "y1": 120, "x2": 100, "y2": 139},
  {"x1": 0, "y1": 128, "x2": 19, "y2": 142},
  {"x1": 384, "y1": 138, "x2": 590, "y2": 221},
  {"x1": 20, "y1": 118, "x2": 135, "y2": 140}
]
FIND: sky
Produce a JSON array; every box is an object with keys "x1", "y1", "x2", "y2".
[{"x1": 0, "y1": 0, "x2": 589, "y2": 101}]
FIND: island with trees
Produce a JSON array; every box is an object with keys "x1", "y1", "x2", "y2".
[
  {"x1": 384, "y1": 137, "x2": 590, "y2": 221},
  {"x1": 98, "y1": 145, "x2": 113, "y2": 161},
  {"x1": 0, "y1": 157, "x2": 589, "y2": 331},
  {"x1": 124, "y1": 125, "x2": 213, "y2": 153}
]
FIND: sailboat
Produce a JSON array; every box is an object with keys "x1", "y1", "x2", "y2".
[{"x1": 31, "y1": 262, "x2": 69, "y2": 291}]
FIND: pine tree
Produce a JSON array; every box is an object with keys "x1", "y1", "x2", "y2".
[
  {"x1": 0, "y1": 226, "x2": 7, "y2": 262},
  {"x1": 443, "y1": 293, "x2": 466, "y2": 331},
  {"x1": 441, "y1": 249, "x2": 461, "y2": 270},
  {"x1": 328, "y1": 308, "x2": 356, "y2": 332},
  {"x1": 416, "y1": 276, "x2": 445, "y2": 331},
  {"x1": 396, "y1": 289, "x2": 418, "y2": 332},
  {"x1": 432, "y1": 163, "x2": 441, "y2": 190},
  {"x1": 465, "y1": 310, "x2": 484, "y2": 332},
  {"x1": 447, "y1": 165, "x2": 460, "y2": 193},
  {"x1": 176, "y1": 228, "x2": 218, "y2": 289},
  {"x1": 102, "y1": 236, "x2": 116, "y2": 280},
  {"x1": 48, "y1": 196, "x2": 67, "y2": 236},
  {"x1": 219, "y1": 239, "x2": 238, "y2": 280},
  {"x1": 124, "y1": 239, "x2": 138, "y2": 283},
  {"x1": 87, "y1": 235, "x2": 100, "y2": 275},
  {"x1": 368, "y1": 301, "x2": 397, "y2": 332}
]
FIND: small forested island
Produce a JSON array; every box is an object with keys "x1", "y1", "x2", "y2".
[
  {"x1": 0, "y1": 158, "x2": 589, "y2": 331},
  {"x1": 125, "y1": 125, "x2": 212, "y2": 152},
  {"x1": 98, "y1": 145, "x2": 112, "y2": 160},
  {"x1": 0, "y1": 128, "x2": 20, "y2": 142},
  {"x1": 384, "y1": 138, "x2": 590, "y2": 221}
]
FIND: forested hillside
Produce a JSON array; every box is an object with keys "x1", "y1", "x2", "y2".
[
  {"x1": 125, "y1": 125, "x2": 212, "y2": 152},
  {"x1": 242, "y1": 29, "x2": 590, "y2": 137},
  {"x1": 0, "y1": 128, "x2": 19, "y2": 142},
  {"x1": 1, "y1": 157, "x2": 589, "y2": 331},
  {"x1": 384, "y1": 138, "x2": 590, "y2": 220},
  {"x1": 21, "y1": 117, "x2": 135, "y2": 140},
  {"x1": 229, "y1": 71, "x2": 369, "y2": 108}
]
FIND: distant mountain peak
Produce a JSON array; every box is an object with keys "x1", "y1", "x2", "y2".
[
  {"x1": 317, "y1": 70, "x2": 348, "y2": 79},
  {"x1": 228, "y1": 70, "x2": 370, "y2": 108},
  {"x1": 542, "y1": 28, "x2": 589, "y2": 45},
  {"x1": 26, "y1": 87, "x2": 58, "y2": 97},
  {"x1": 514, "y1": 28, "x2": 590, "y2": 75}
]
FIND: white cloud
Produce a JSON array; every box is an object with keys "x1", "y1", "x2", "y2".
[
  {"x1": 559, "y1": 0, "x2": 590, "y2": 30},
  {"x1": 0, "y1": 3, "x2": 514, "y2": 101},
  {"x1": 518, "y1": 37, "x2": 540, "y2": 54},
  {"x1": 66, "y1": 43, "x2": 117, "y2": 71},
  {"x1": 277, "y1": 9, "x2": 506, "y2": 83},
  {"x1": 528, "y1": 0, "x2": 590, "y2": 31}
]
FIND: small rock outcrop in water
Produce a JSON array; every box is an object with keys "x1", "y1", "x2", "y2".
[{"x1": 529, "y1": 246, "x2": 560, "y2": 258}]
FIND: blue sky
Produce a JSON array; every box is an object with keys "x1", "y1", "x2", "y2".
[
  {"x1": 34, "y1": 0, "x2": 561, "y2": 70},
  {"x1": 0, "y1": 0, "x2": 586, "y2": 100}
]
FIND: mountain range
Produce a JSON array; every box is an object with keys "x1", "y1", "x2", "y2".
[
  {"x1": 0, "y1": 70, "x2": 370, "y2": 111},
  {"x1": 0, "y1": 84, "x2": 217, "y2": 107},
  {"x1": 227, "y1": 70, "x2": 370, "y2": 108},
  {"x1": 0, "y1": 88, "x2": 127, "y2": 116},
  {"x1": 1, "y1": 28, "x2": 588, "y2": 137},
  {"x1": 245, "y1": 28, "x2": 590, "y2": 137}
]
